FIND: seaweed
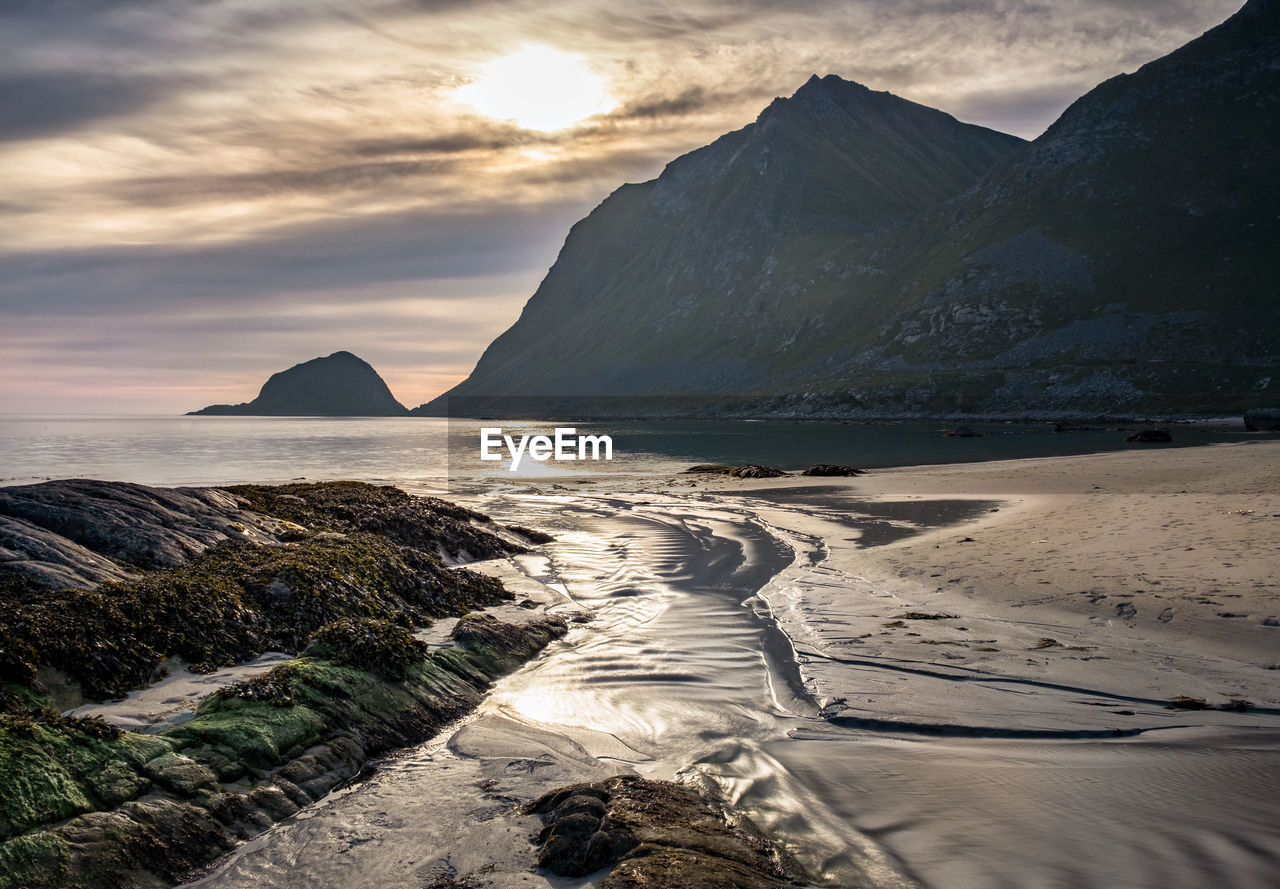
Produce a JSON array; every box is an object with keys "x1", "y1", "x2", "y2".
[
  {"x1": 0, "y1": 531, "x2": 510, "y2": 702},
  {"x1": 303, "y1": 618, "x2": 429, "y2": 681},
  {"x1": 224, "y1": 482, "x2": 521, "y2": 561}
]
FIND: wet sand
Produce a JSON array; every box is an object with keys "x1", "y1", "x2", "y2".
[
  {"x1": 186, "y1": 441, "x2": 1280, "y2": 889},
  {"x1": 701, "y1": 439, "x2": 1280, "y2": 888}
]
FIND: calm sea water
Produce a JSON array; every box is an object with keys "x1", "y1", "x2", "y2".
[{"x1": 0, "y1": 414, "x2": 1266, "y2": 490}]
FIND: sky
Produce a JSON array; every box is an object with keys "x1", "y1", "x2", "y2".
[{"x1": 0, "y1": 0, "x2": 1242, "y2": 414}]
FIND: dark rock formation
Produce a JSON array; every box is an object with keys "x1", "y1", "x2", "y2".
[
  {"x1": 684, "y1": 464, "x2": 787, "y2": 479},
  {"x1": 0, "y1": 481, "x2": 522, "y2": 697},
  {"x1": 505, "y1": 524, "x2": 556, "y2": 544},
  {"x1": 0, "y1": 480, "x2": 566, "y2": 889},
  {"x1": 736, "y1": 465, "x2": 787, "y2": 479},
  {"x1": 1125, "y1": 429, "x2": 1172, "y2": 443},
  {"x1": 0, "y1": 615, "x2": 568, "y2": 889},
  {"x1": 0, "y1": 479, "x2": 514, "y2": 592},
  {"x1": 527, "y1": 776, "x2": 806, "y2": 888},
  {"x1": 1244, "y1": 407, "x2": 1280, "y2": 431},
  {"x1": 189, "y1": 351, "x2": 409, "y2": 416},
  {"x1": 421, "y1": 0, "x2": 1280, "y2": 418},
  {"x1": 0, "y1": 480, "x2": 287, "y2": 581},
  {"x1": 800, "y1": 464, "x2": 863, "y2": 477}
]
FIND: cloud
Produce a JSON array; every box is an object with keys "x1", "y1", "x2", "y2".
[
  {"x1": 0, "y1": 201, "x2": 589, "y2": 317},
  {"x1": 0, "y1": 72, "x2": 187, "y2": 143},
  {"x1": 0, "y1": 0, "x2": 1246, "y2": 411}
]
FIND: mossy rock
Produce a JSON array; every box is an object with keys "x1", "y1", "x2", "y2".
[
  {"x1": 142, "y1": 753, "x2": 220, "y2": 798},
  {"x1": 84, "y1": 759, "x2": 151, "y2": 808},
  {"x1": 303, "y1": 618, "x2": 430, "y2": 681},
  {"x1": 165, "y1": 702, "x2": 327, "y2": 771},
  {"x1": 1, "y1": 531, "x2": 510, "y2": 703},
  {"x1": 0, "y1": 614, "x2": 569, "y2": 889},
  {"x1": 0, "y1": 710, "x2": 146, "y2": 842},
  {"x1": 0, "y1": 831, "x2": 71, "y2": 889}
]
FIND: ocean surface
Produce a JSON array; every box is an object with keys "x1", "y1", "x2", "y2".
[{"x1": 0, "y1": 413, "x2": 1266, "y2": 489}]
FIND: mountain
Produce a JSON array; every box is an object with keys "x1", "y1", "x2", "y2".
[
  {"x1": 189, "y1": 351, "x2": 409, "y2": 416},
  {"x1": 418, "y1": 75, "x2": 1025, "y2": 409},
  {"x1": 421, "y1": 0, "x2": 1279, "y2": 418}
]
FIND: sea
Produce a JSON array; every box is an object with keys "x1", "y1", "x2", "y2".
[{"x1": 0, "y1": 413, "x2": 1267, "y2": 490}]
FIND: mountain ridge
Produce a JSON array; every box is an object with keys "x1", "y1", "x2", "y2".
[
  {"x1": 421, "y1": 0, "x2": 1278, "y2": 418},
  {"x1": 422, "y1": 73, "x2": 1026, "y2": 406}
]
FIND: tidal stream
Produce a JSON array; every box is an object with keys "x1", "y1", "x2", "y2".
[{"x1": 187, "y1": 488, "x2": 1280, "y2": 889}]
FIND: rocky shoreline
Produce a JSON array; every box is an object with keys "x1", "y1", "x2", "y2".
[{"x1": 0, "y1": 480, "x2": 568, "y2": 889}]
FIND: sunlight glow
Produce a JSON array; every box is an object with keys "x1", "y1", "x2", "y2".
[{"x1": 454, "y1": 45, "x2": 613, "y2": 132}]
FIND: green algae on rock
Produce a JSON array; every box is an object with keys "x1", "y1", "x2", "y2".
[
  {"x1": 0, "y1": 480, "x2": 564, "y2": 889},
  {"x1": 0, "y1": 614, "x2": 569, "y2": 889}
]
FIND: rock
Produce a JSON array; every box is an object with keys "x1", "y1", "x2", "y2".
[
  {"x1": 605, "y1": 847, "x2": 798, "y2": 889},
  {"x1": 0, "y1": 479, "x2": 587, "y2": 889},
  {"x1": 800, "y1": 464, "x2": 864, "y2": 476},
  {"x1": 683, "y1": 465, "x2": 786, "y2": 479},
  {"x1": 0, "y1": 515, "x2": 138, "y2": 590},
  {"x1": 450, "y1": 613, "x2": 570, "y2": 677},
  {"x1": 0, "y1": 612, "x2": 574, "y2": 889},
  {"x1": 143, "y1": 753, "x2": 221, "y2": 798},
  {"x1": 527, "y1": 775, "x2": 805, "y2": 887},
  {"x1": 505, "y1": 524, "x2": 555, "y2": 544},
  {"x1": 188, "y1": 351, "x2": 409, "y2": 416},
  {"x1": 0, "y1": 480, "x2": 284, "y2": 579},
  {"x1": 1125, "y1": 429, "x2": 1172, "y2": 443},
  {"x1": 731, "y1": 465, "x2": 786, "y2": 479},
  {"x1": 0, "y1": 480, "x2": 527, "y2": 700},
  {"x1": 1244, "y1": 408, "x2": 1280, "y2": 431},
  {"x1": 85, "y1": 760, "x2": 151, "y2": 808},
  {"x1": 226, "y1": 481, "x2": 520, "y2": 563}
]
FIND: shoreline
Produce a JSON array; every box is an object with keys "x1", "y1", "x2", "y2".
[
  {"x1": 703, "y1": 440, "x2": 1280, "y2": 723},
  {"x1": 676, "y1": 440, "x2": 1280, "y2": 889},
  {"x1": 4, "y1": 441, "x2": 1278, "y2": 888}
]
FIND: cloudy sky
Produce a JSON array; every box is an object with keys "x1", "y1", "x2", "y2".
[{"x1": 0, "y1": 0, "x2": 1241, "y2": 413}]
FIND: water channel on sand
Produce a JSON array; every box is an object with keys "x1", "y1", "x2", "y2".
[{"x1": 188, "y1": 486, "x2": 1280, "y2": 889}]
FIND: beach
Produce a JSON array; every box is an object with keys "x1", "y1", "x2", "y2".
[
  {"x1": 5, "y1": 439, "x2": 1277, "y2": 889},
  {"x1": 177, "y1": 439, "x2": 1280, "y2": 889},
  {"x1": 690, "y1": 439, "x2": 1280, "y2": 888}
]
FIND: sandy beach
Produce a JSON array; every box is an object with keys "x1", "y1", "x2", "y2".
[
  {"x1": 685, "y1": 439, "x2": 1280, "y2": 889},
  {"x1": 728, "y1": 438, "x2": 1280, "y2": 723},
  {"x1": 169, "y1": 440, "x2": 1280, "y2": 889}
]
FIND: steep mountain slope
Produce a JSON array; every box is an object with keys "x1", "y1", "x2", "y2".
[
  {"x1": 424, "y1": 76, "x2": 1024, "y2": 401},
  {"x1": 840, "y1": 0, "x2": 1280, "y2": 415},
  {"x1": 425, "y1": 0, "x2": 1279, "y2": 417},
  {"x1": 190, "y1": 351, "x2": 409, "y2": 416}
]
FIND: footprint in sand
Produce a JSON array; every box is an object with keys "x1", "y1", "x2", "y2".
[
  {"x1": 1115, "y1": 602, "x2": 1137, "y2": 620},
  {"x1": 1158, "y1": 607, "x2": 1174, "y2": 623}
]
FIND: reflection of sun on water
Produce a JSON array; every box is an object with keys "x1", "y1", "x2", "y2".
[{"x1": 454, "y1": 45, "x2": 614, "y2": 131}]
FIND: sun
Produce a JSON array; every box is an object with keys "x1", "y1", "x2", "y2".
[{"x1": 454, "y1": 45, "x2": 613, "y2": 132}]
